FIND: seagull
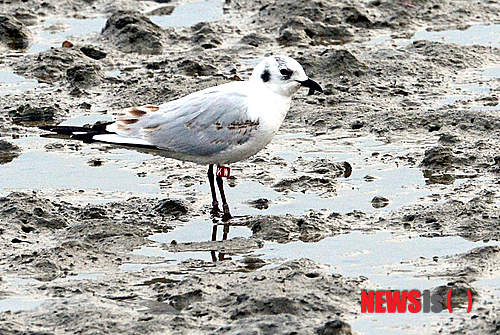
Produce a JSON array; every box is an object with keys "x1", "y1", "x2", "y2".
[{"x1": 41, "y1": 55, "x2": 323, "y2": 221}]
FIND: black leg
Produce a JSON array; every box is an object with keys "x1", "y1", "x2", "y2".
[
  {"x1": 216, "y1": 174, "x2": 232, "y2": 222},
  {"x1": 208, "y1": 165, "x2": 221, "y2": 217}
]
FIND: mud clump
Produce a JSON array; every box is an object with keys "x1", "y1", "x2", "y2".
[
  {"x1": 0, "y1": 139, "x2": 21, "y2": 164},
  {"x1": 66, "y1": 64, "x2": 103, "y2": 88},
  {"x1": 298, "y1": 48, "x2": 367, "y2": 79},
  {"x1": 7, "y1": 104, "x2": 59, "y2": 124},
  {"x1": 419, "y1": 144, "x2": 478, "y2": 184},
  {"x1": 152, "y1": 258, "x2": 366, "y2": 334},
  {"x1": 421, "y1": 146, "x2": 456, "y2": 170},
  {"x1": 191, "y1": 22, "x2": 223, "y2": 49},
  {"x1": 102, "y1": 10, "x2": 164, "y2": 55},
  {"x1": 15, "y1": 47, "x2": 102, "y2": 84},
  {"x1": 249, "y1": 211, "x2": 346, "y2": 243},
  {"x1": 391, "y1": 190, "x2": 500, "y2": 242},
  {"x1": 274, "y1": 175, "x2": 336, "y2": 196},
  {"x1": 154, "y1": 199, "x2": 189, "y2": 218},
  {"x1": 317, "y1": 320, "x2": 353, "y2": 335},
  {"x1": 177, "y1": 59, "x2": 219, "y2": 76},
  {"x1": 278, "y1": 16, "x2": 353, "y2": 46},
  {"x1": 0, "y1": 193, "x2": 193, "y2": 280},
  {"x1": 0, "y1": 192, "x2": 70, "y2": 232},
  {"x1": 0, "y1": 14, "x2": 32, "y2": 50},
  {"x1": 239, "y1": 33, "x2": 271, "y2": 47},
  {"x1": 409, "y1": 40, "x2": 487, "y2": 70},
  {"x1": 0, "y1": 258, "x2": 367, "y2": 334}
]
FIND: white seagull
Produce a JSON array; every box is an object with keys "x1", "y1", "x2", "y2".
[{"x1": 41, "y1": 55, "x2": 323, "y2": 221}]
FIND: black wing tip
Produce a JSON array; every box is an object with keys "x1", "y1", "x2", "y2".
[{"x1": 39, "y1": 123, "x2": 115, "y2": 143}]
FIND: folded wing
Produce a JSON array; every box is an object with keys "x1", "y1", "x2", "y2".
[{"x1": 94, "y1": 84, "x2": 260, "y2": 157}]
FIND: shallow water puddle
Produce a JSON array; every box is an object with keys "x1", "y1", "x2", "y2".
[
  {"x1": 27, "y1": 0, "x2": 224, "y2": 54},
  {"x1": 1, "y1": 112, "x2": 442, "y2": 209},
  {"x1": 149, "y1": 0, "x2": 224, "y2": 28},
  {"x1": 368, "y1": 23, "x2": 500, "y2": 47},
  {"x1": 0, "y1": 297, "x2": 49, "y2": 313},
  {"x1": 0, "y1": 70, "x2": 44, "y2": 96},
  {"x1": 130, "y1": 231, "x2": 500, "y2": 334},
  {"x1": 0, "y1": 136, "x2": 167, "y2": 199},
  {"x1": 434, "y1": 81, "x2": 496, "y2": 110},
  {"x1": 28, "y1": 17, "x2": 107, "y2": 54}
]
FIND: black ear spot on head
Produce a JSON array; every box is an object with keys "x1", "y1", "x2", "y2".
[{"x1": 261, "y1": 68, "x2": 271, "y2": 82}]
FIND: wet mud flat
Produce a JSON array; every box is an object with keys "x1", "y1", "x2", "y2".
[{"x1": 1, "y1": 0, "x2": 500, "y2": 334}]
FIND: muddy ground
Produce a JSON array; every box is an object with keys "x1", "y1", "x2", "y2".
[{"x1": 1, "y1": 0, "x2": 500, "y2": 334}]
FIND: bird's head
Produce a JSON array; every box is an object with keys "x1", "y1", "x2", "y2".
[{"x1": 250, "y1": 55, "x2": 323, "y2": 98}]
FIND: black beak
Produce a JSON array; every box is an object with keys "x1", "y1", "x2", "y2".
[{"x1": 298, "y1": 78, "x2": 323, "y2": 95}]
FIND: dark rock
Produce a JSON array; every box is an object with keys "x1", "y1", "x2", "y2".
[
  {"x1": 102, "y1": 10, "x2": 164, "y2": 55},
  {"x1": 0, "y1": 14, "x2": 32, "y2": 50},
  {"x1": 371, "y1": 196, "x2": 389, "y2": 209},
  {"x1": 80, "y1": 46, "x2": 107, "y2": 60},
  {"x1": 403, "y1": 214, "x2": 416, "y2": 222},
  {"x1": 247, "y1": 198, "x2": 271, "y2": 210},
  {"x1": 146, "y1": 59, "x2": 169, "y2": 70},
  {"x1": 351, "y1": 121, "x2": 364, "y2": 129},
  {"x1": 429, "y1": 124, "x2": 441, "y2": 132},
  {"x1": 147, "y1": 6, "x2": 175, "y2": 16},
  {"x1": 241, "y1": 257, "x2": 266, "y2": 270}
]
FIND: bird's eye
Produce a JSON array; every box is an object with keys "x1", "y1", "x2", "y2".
[{"x1": 280, "y1": 69, "x2": 293, "y2": 77}]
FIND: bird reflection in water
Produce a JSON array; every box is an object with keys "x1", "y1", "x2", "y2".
[{"x1": 211, "y1": 223, "x2": 232, "y2": 262}]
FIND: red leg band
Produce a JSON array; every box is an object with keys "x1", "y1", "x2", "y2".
[{"x1": 216, "y1": 166, "x2": 230, "y2": 178}]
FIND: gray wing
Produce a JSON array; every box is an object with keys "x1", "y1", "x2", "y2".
[{"x1": 111, "y1": 84, "x2": 260, "y2": 157}]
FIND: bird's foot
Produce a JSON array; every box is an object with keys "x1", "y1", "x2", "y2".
[
  {"x1": 210, "y1": 201, "x2": 222, "y2": 218},
  {"x1": 221, "y1": 204, "x2": 232, "y2": 222}
]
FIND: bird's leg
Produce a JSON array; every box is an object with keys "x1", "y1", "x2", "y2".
[
  {"x1": 208, "y1": 165, "x2": 221, "y2": 218},
  {"x1": 216, "y1": 165, "x2": 232, "y2": 222}
]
